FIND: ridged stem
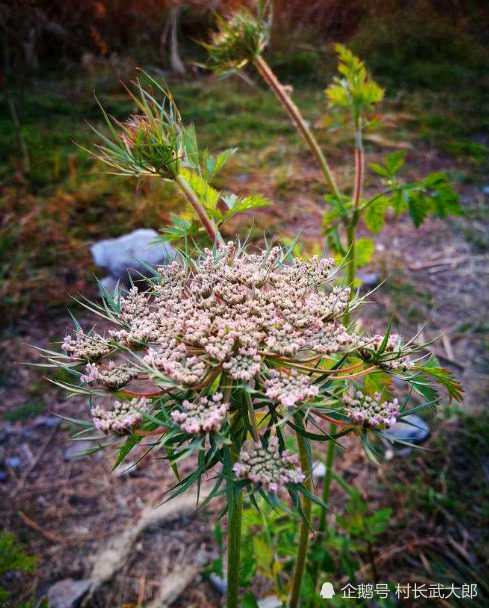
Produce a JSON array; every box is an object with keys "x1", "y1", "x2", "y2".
[
  {"x1": 253, "y1": 54, "x2": 340, "y2": 199},
  {"x1": 227, "y1": 441, "x2": 243, "y2": 608},
  {"x1": 175, "y1": 173, "x2": 223, "y2": 244},
  {"x1": 289, "y1": 431, "x2": 312, "y2": 608},
  {"x1": 317, "y1": 426, "x2": 337, "y2": 535}
]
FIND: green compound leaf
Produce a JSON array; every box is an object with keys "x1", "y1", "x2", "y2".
[
  {"x1": 385, "y1": 150, "x2": 406, "y2": 175},
  {"x1": 418, "y1": 358, "x2": 464, "y2": 403},
  {"x1": 408, "y1": 191, "x2": 429, "y2": 228},
  {"x1": 364, "y1": 196, "x2": 389, "y2": 233},
  {"x1": 0, "y1": 533, "x2": 38, "y2": 578},
  {"x1": 355, "y1": 238, "x2": 375, "y2": 267}
]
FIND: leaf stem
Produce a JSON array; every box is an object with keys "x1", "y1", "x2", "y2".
[
  {"x1": 317, "y1": 424, "x2": 337, "y2": 534},
  {"x1": 289, "y1": 430, "x2": 312, "y2": 608},
  {"x1": 227, "y1": 442, "x2": 243, "y2": 608},
  {"x1": 245, "y1": 390, "x2": 260, "y2": 442},
  {"x1": 175, "y1": 173, "x2": 223, "y2": 244},
  {"x1": 353, "y1": 128, "x2": 365, "y2": 210},
  {"x1": 344, "y1": 127, "x2": 364, "y2": 325},
  {"x1": 253, "y1": 54, "x2": 340, "y2": 198}
]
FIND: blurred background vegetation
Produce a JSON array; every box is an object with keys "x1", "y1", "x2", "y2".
[{"x1": 1, "y1": 0, "x2": 489, "y2": 323}]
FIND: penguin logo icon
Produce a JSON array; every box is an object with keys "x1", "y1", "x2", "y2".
[{"x1": 320, "y1": 582, "x2": 335, "y2": 599}]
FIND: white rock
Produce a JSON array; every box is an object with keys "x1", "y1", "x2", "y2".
[
  {"x1": 258, "y1": 596, "x2": 282, "y2": 608},
  {"x1": 91, "y1": 229, "x2": 175, "y2": 281},
  {"x1": 112, "y1": 460, "x2": 137, "y2": 476},
  {"x1": 312, "y1": 460, "x2": 326, "y2": 480},
  {"x1": 382, "y1": 414, "x2": 430, "y2": 459},
  {"x1": 46, "y1": 578, "x2": 91, "y2": 608},
  {"x1": 209, "y1": 573, "x2": 227, "y2": 595}
]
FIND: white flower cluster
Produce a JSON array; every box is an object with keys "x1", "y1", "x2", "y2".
[
  {"x1": 91, "y1": 398, "x2": 148, "y2": 434},
  {"x1": 361, "y1": 334, "x2": 414, "y2": 371},
  {"x1": 81, "y1": 361, "x2": 137, "y2": 390},
  {"x1": 343, "y1": 391, "x2": 400, "y2": 429},
  {"x1": 62, "y1": 331, "x2": 110, "y2": 361},
  {"x1": 171, "y1": 393, "x2": 229, "y2": 434},
  {"x1": 233, "y1": 436, "x2": 305, "y2": 492},
  {"x1": 264, "y1": 369, "x2": 318, "y2": 408},
  {"x1": 95, "y1": 243, "x2": 359, "y2": 393},
  {"x1": 222, "y1": 353, "x2": 262, "y2": 381}
]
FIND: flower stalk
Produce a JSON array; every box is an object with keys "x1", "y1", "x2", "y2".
[
  {"x1": 289, "y1": 429, "x2": 312, "y2": 608},
  {"x1": 318, "y1": 424, "x2": 337, "y2": 535},
  {"x1": 227, "y1": 441, "x2": 244, "y2": 608},
  {"x1": 253, "y1": 54, "x2": 340, "y2": 198},
  {"x1": 175, "y1": 173, "x2": 222, "y2": 244}
]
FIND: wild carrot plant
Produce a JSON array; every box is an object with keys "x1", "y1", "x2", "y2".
[
  {"x1": 38, "y1": 37, "x2": 464, "y2": 608},
  {"x1": 203, "y1": 0, "x2": 463, "y2": 557}
]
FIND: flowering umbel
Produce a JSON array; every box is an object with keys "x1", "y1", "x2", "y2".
[
  {"x1": 233, "y1": 436, "x2": 305, "y2": 493},
  {"x1": 42, "y1": 238, "x2": 461, "y2": 512},
  {"x1": 343, "y1": 391, "x2": 400, "y2": 429}
]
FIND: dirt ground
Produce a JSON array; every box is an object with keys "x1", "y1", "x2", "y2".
[{"x1": 1, "y1": 140, "x2": 488, "y2": 606}]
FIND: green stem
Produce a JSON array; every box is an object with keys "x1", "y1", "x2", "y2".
[
  {"x1": 343, "y1": 128, "x2": 364, "y2": 326},
  {"x1": 317, "y1": 425, "x2": 337, "y2": 535},
  {"x1": 245, "y1": 389, "x2": 260, "y2": 442},
  {"x1": 289, "y1": 431, "x2": 312, "y2": 608},
  {"x1": 227, "y1": 442, "x2": 243, "y2": 608},
  {"x1": 253, "y1": 54, "x2": 340, "y2": 199},
  {"x1": 344, "y1": 221, "x2": 356, "y2": 326},
  {"x1": 175, "y1": 173, "x2": 223, "y2": 244}
]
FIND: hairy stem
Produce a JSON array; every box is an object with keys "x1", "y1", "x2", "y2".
[
  {"x1": 318, "y1": 426, "x2": 337, "y2": 534},
  {"x1": 175, "y1": 173, "x2": 223, "y2": 244},
  {"x1": 289, "y1": 431, "x2": 312, "y2": 608},
  {"x1": 253, "y1": 54, "x2": 340, "y2": 198},
  {"x1": 227, "y1": 442, "x2": 243, "y2": 608}
]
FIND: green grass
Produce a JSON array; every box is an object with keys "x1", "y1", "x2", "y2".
[{"x1": 4, "y1": 401, "x2": 46, "y2": 422}]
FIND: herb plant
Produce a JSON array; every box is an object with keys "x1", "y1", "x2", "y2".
[
  {"x1": 203, "y1": 0, "x2": 463, "y2": 552},
  {"x1": 38, "y1": 14, "x2": 464, "y2": 608}
]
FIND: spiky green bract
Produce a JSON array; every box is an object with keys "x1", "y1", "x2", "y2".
[
  {"x1": 202, "y1": 1, "x2": 272, "y2": 76},
  {"x1": 87, "y1": 74, "x2": 187, "y2": 179}
]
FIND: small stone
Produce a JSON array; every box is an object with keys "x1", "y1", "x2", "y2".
[
  {"x1": 383, "y1": 414, "x2": 430, "y2": 445},
  {"x1": 209, "y1": 573, "x2": 227, "y2": 595},
  {"x1": 359, "y1": 272, "x2": 379, "y2": 288},
  {"x1": 33, "y1": 415, "x2": 61, "y2": 428},
  {"x1": 63, "y1": 442, "x2": 95, "y2": 461},
  {"x1": 45, "y1": 578, "x2": 91, "y2": 608},
  {"x1": 6, "y1": 456, "x2": 22, "y2": 468},
  {"x1": 312, "y1": 461, "x2": 326, "y2": 480},
  {"x1": 234, "y1": 174, "x2": 250, "y2": 184},
  {"x1": 91, "y1": 229, "x2": 176, "y2": 282},
  {"x1": 112, "y1": 461, "x2": 137, "y2": 476},
  {"x1": 258, "y1": 596, "x2": 282, "y2": 608},
  {"x1": 382, "y1": 414, "x2": 430, "y2": 459}
]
